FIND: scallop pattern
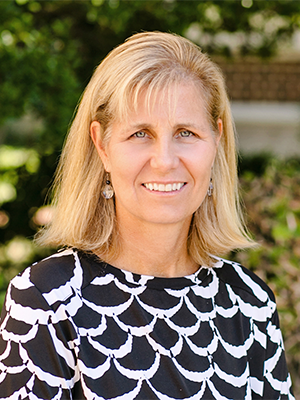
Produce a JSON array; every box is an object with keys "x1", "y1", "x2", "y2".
[{"x1": 0, "y1": 249, "x2": 294, "y2": 399}]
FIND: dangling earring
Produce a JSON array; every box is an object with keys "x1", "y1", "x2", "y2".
[
  {"x1": 207, "y1": 178, "x2": 213, "y2": 197},
  {"x1": 102, "y1": 173, "x2": 114, "y2": 199}
]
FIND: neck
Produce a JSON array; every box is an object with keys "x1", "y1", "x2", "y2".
[{"x1": 103, "y1": 215, "x2": 198, "y2": 278}]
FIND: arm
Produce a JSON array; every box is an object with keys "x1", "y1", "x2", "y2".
[{"x1": 263, "y1": 309, "x2": 295, "y2": 400}]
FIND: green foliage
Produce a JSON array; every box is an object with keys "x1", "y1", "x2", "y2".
[{"x1": 232, "y1": 157, "x2": 300, "y2": 394}]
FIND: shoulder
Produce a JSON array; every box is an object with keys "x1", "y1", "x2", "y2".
[
  {"x1": 212, "y1": 257, "x2": 276, "y2": 305},
  {"x1": 29, "y1": 249, "x2": 80, "y2": 291},
  {"x1": 9, "y1": 249, "x2": 105, "y2": 308}
]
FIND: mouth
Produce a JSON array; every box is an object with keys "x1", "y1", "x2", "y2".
[{"x1": 142, "y1": 182, "x2": 186, "y2": 192}]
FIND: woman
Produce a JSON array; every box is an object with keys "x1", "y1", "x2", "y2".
[{"x1": 0, "y1": 32, "x2": 294, "y2": 399}]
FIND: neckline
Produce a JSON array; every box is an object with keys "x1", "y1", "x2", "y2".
[{"x1": 80, "y1": 251, "x2": 212, "y2": 290}]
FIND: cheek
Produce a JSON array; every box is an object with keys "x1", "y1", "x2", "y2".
[
  {"x1": 108, "y1": 154, "x2": 143, "y2": 190},
  {"x1": 185, "y1": 145, "x2": 216, "y2": 173},
  {"x1": 109, "y1": 144, "x2": 147, "y2": 173}
]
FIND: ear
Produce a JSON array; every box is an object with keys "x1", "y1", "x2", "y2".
[
  {"x1": 215, "y1": 118, "x2": 223, "y2": 146},
  {"x1": 90, "y1": 121, "x2": 111, "y2": 172}
]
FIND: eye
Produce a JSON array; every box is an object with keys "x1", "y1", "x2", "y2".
[
  {"x1": 178, "y1": 130, "x2": 194, "y2": 138},
  {"x1": 133, "y1": 131, "x2": 147, "y2": 138}
]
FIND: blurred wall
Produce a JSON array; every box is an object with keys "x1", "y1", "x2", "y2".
[{"x1": 216, "y1": 56, "x2": 300, "y2": 157}]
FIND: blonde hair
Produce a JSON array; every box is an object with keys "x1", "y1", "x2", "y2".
[{"x1": 36, "y1": 31, "x2": 254, "y2": 265}]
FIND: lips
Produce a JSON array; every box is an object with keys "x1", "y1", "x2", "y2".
[{"x1": 143, "y1": 182, "x2": 185, "y2": 192}]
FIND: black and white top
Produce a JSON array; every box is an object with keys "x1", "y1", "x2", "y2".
[{"x1": 0, "y1": 249, "x2": 294, "y2": 399}]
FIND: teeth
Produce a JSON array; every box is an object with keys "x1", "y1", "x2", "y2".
[{"x1": 144, "y1": 183, "x2": 184, "y2": 192}]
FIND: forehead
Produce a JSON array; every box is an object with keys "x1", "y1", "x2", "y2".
[{"x1": 121, "y1": 80, "x2": 208, "y2": 122}]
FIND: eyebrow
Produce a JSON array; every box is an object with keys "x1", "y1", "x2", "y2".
[
  {"x1": 128, "y1": 123, "x2": 153, "y2": 131},
  {"x1": 173, "y1": 122, "x2": 210, "y2": 132}
]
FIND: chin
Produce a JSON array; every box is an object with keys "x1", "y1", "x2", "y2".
[{"x1": 138, "y1": 212, "x2": 193, "y2": 226}]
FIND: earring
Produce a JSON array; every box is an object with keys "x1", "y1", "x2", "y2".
[
  {"x1": 207, "y1": 178, "x2": 213, "y2": 197},
  {"x1": 102, "y1": 173, "x2": 114, "y2": 199}
]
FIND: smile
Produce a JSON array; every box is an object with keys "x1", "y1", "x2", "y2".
[{"x1": 143, "y1": 183, "x2": 185, "y2": 192}]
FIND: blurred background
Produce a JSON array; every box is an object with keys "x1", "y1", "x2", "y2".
[{"x1": 0, "y1": 0, "x2": 299, "y2": 394}]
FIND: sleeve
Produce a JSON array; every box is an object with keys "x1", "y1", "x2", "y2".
[
  {"x1": 262, "y1": 307, "x2": 295, "y2": 400},
  {"x1": 0, "y1": 271, "x2": 79, "y2": 400}
]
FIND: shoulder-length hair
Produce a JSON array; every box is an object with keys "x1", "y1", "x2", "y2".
[{"x1": 36, "y1": 31, "x2": 254, "y2": 266}]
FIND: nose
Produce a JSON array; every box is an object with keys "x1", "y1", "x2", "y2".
[{"x1": 150, "y1": 137, "x2": 179, "y2": 172}]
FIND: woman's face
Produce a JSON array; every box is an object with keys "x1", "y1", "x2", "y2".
[{"x1": 91, "y1": 82, "x2": 222, "y2": 231}]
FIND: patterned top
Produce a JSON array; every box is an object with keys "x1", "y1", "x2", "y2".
[{"x1": 0, "y1": 249, "x2": 294, "y2": 399}]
